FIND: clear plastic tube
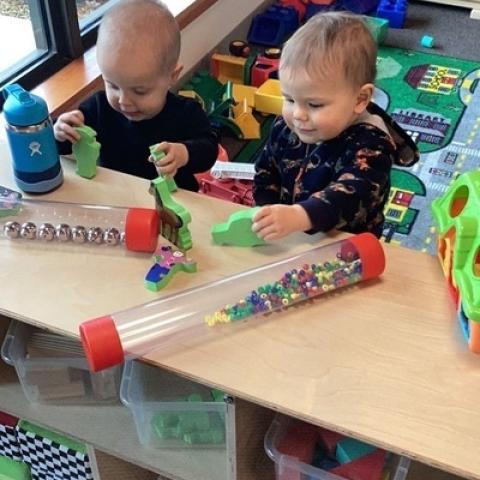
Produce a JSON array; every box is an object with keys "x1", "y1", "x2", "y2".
[
  {"x1": 80, "y1": 233, "x2": 385, "y2": 372},
  {"x1": 0, "y1": 191, "x2": 159, "y2": 252}
]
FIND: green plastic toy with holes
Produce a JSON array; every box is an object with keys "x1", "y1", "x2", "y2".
[{"x1": 431, "y1": 170, "x2": 480, "y2": 353}]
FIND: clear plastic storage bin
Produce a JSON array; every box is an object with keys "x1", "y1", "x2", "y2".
[
  {"x1": 120, "y1": 360, "x2": 235, "y2": 451},
  {"x1": 1, "y1": 320, "x2": 121, "y2": 405},
  {"x1": 265, "y1": 415, "x2": 411, "y2": 480}
]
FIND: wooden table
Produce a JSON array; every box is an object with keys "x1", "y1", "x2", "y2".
[{"x1": 0, "y1": 141, "x2": 479, "y2": 479}]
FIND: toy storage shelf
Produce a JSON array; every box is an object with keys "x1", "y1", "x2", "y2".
[
  {"x1": 92, "y1": 449, "x2": 167, "y2": 480},
  {"x1": 0, "y1": 365, "x2": 221, "y2": 480},
  {"x1": 0, "y1": 316, "x2": 274, "y2": 480},
  {"x1": 420, "y1": 0, "x2": 480, "y2": 9}
]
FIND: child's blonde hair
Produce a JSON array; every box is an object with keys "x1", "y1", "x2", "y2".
[
  {"x1": 97, "y1": 0, "x2": 181, "y2": 75},
  {"x1": 280, "y1": 11, "x2": 377, "y2": 88}
]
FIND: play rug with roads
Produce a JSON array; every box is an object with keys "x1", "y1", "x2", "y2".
[{"x1": 375, "y1": 46, "x2": 480, "y2": 254}]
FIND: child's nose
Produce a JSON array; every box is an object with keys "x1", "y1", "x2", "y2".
[
  {"x1": 119, "y1": 91, "x2": 132, "y2": 107},
  {"x1": 293, "y1": 105, "x2": 308, "y2": 121}
]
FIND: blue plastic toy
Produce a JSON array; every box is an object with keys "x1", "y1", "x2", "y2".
[
  {"x1": 363, "y1": 16, "x2": 389, "y2": 44},
  {"x1": 376, "y1": 0, "x2": 408, "y2": 28},
  {"x1": 305, "y1": 3, "x2": 332, "y2": 21},
  {"x1": 247, "y1": 5, "x2": 299, "y2": 46},
  {"x1": 336, "y1": 438, "x2": 377, "y2": 464},
  {"x1": 342, "y1": 0, "x2": 379, "y2": 13},
  {"x1": 420, "y1": 35, "x2": 435, "y2": 48}
]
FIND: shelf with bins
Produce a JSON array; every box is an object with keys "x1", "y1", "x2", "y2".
[
  {"x1": 0, "y1": 315, "x2": 275, "y2": 480},
  {"x1": 420, "y1": 0, "x2": 480, "y2": 9}
]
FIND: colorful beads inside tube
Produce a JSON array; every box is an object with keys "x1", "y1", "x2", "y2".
[{"x1": 205, "y1": 249, "x2": 363, "y2": 327}]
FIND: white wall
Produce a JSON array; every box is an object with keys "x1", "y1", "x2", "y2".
[{"x1": 180, "y1": 0, "x2": 271, "y2": 74}]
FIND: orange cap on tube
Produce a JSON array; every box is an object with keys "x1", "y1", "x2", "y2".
[
  {"x1": 345, "y1": 232, "x2": 386, "y2": 281},
  {"x1": 80, "y1": 315, "x2": 124, "y2": 372},
  {"x1": 124, "y1": 208, "x2": 159, "y2": 253}
]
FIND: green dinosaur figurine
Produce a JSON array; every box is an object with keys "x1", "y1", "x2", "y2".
[
  {"x1": 149, "y1": 145, "x2": 178, "y2": 192},
  {"x1": 149, "y1": 176, "x2": 193, "y2": 251},
  {"x1": 73, "y1": 125, "x2": 100, "y2": 179},
  {"x1": 211, "y1": 207, "x2": 266, "y2": 247}
]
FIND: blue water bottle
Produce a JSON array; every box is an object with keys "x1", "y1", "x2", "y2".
[{"x1": 3, "y1": 84, "x2": 63, "y2": 193}]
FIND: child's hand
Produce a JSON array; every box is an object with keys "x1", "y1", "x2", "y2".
[
  {"x1": 149, "y1": 142, "x2": 188, "y2": 177},
  {"x1": 252, "y1": 204, "x2": 312, "y2": 241},
  {"x1": 53, "y1": 110, "x2": 84, "y2": 143}
]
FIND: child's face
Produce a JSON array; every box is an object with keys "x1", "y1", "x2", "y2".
[
  {"x1": 98, "y1": 48, "x2": 180, "y2": 122},
  {"x1": 279, "y1": 68, "x2": 370, "y2": 144}
]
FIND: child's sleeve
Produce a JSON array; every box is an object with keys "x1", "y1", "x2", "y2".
[
  {"x1": 299, "y1": 140, "x2": 394, "y2": 234},
  {"x1": 56, "y1": 136, "x2": 73, "y2": 156},
  {"x1": 253, "y1": 119, "x2": 283, "y2": 205},
  {"x1": 180, "y1": 101, "x2": 218, "y2": 173},
  {"x1": 55, "y1": 94, "x2": 100, "y2": 156}
]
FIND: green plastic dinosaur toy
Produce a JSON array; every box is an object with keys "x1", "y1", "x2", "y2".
[
  {"x1": 149, "y1": 145, "x2": 178, "y2": 192},
  {"x1": 73, "y1": 125, "x2": 100, "y2": 179},
  {"x1": 149, "y1": 176, "x2": 193, "y2": 251},
  {"x1": 211, "y1": 207, "x2": 266, "y2": 247}
]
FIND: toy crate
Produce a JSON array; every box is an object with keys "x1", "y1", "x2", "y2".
[
  {"x1": 120, "y1": 360, "x2": 235, "y2": 451},
  {"x1": 1, "y1": 320, "x2": 121, "y2": 405},
  {"x1": 265, "y1": 415, "x2": 411, "y2": 480}
]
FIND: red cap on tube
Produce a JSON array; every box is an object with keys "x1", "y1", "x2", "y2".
[
  {"x1": 80, "y1": 315, "x2": 124, "y2": 372},
  {"x1": 345, "y1": 232, "x2": 386, "y2": 281},
  {"x1": 125, "y1": 208, "x2": 159, "y2": 253}
]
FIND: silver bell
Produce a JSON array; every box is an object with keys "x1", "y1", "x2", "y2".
[
  {"x1": 4, "y1": 221, "x2": 21, "y2": 239},
  {"x1": 55, "y1": 223, "x2": 72, "y2": 242},
  {"x1": 38, "y1": 223, "x2": 55, "y2": 241},
  {"x1": 103, "y1": 227, "x2": 121, "y2": 246},
  {"x1": 20, "y1": 222, "x2": 37, "y2": 240},
  {"x1": 87, "y1": 226, "x2": 104, "y2": 244},
  {"x1": 72, "y1": 225, "x2": 87, "y2": 244}
]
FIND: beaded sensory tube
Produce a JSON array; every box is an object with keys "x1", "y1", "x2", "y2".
[
  {"x1": 0, "y1": 191, "x2": 159, "y2": 252},
  {"x1": 80, "y1": 233, "x2": 385, "y2": 372},
  {"x1": 204, "y1": 254, "x2": 362, "y2": 326}
]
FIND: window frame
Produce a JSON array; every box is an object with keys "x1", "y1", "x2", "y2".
[
  {"x1": 0, "y1": 0, "x2": 110, "y2": 110},
  {"x1": 0, "y1": 0, "x2": 214, "y2": 113},
  {"x1": 0, "y1": 1, "x2": 75, "y2": 90}
]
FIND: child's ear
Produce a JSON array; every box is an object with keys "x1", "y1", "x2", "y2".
[
  {"x1": 170, "y1": 63, "x2": 184, "y2": 85},
  {"x1": 354, "y1": 83, "x2": 374, "y2": 113}
]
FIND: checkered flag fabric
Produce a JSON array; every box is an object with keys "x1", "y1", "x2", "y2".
[
  {"x1": 16, "y1": 428, "x2": 93, "y2": 480},
  {"x1": 0, "y1": 423, "x2": 22, "y2": 461}
]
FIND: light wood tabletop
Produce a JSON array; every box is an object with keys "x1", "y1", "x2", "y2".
[{"x1": 0, "y1": 141, "x2": 479, "y2": 479}]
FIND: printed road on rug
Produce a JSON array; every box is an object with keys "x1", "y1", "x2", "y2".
[{"x1": 375, "y1": 46, "x2": 480, "y2": 254}]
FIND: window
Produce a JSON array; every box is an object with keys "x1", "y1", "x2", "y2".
[
  {"x1": 0, "y1": 0, "x2": 120, "y2": 109},
  {"x1": 0, "y1": 0, "x2": 199, "y2": 110},
  {"x1": 0, "y1": 1, "x2": 50, "y2": 86},
  {"x1": 77, "y1": 0, "x2": 117, "y2": 28},
  {"x1": 76, "y1": 0, "x2": 119, "y2": 41}
]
